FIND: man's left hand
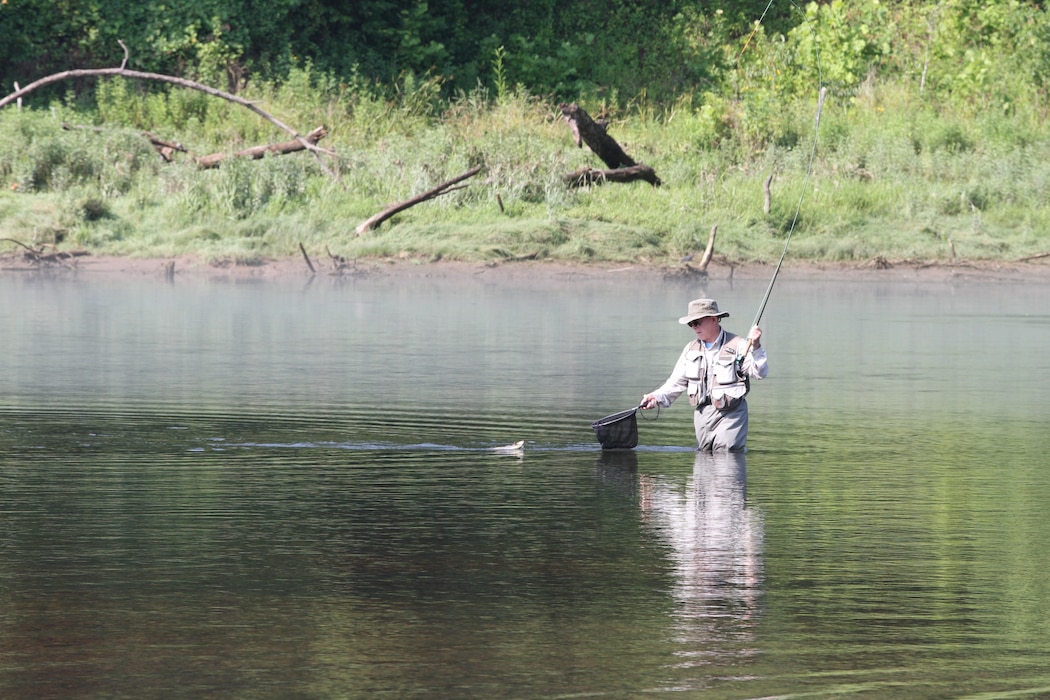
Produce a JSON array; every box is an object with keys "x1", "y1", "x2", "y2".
[{"x1": 748, "y1": 326, "x2": 762, "y2": 349}]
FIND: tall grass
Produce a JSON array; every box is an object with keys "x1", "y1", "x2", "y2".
[{"x1": 2, "y1": 64, "x2": 1049, "y2": 266}]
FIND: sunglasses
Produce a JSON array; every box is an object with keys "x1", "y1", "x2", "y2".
[{"x1": 688, "y1": 318, "x2": 707, "y2": 328}]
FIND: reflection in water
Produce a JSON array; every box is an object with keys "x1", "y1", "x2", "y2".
[
  {"x1": 639, "y1": 452, "x2": 763, "y2": 665},
  {"x1": 595, "y1": 449, "x2": 639, "y2": 473}
]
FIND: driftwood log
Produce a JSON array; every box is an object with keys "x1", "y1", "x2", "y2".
[
  {"x1": 1, "y1": 238, "x2": 89, "y2": 268},
  {"x1": 197, "y1": 126, "x2": 327, "y2": 169},
  {"x1": 355, "y1": 165, "x2": 483, "y2": 235},
  {"x1": 559, "y1": 102, "x2": 661, "y2": 186},
  {"x1": 565, "y1": 164, "x2": 661, "y2": 188}
]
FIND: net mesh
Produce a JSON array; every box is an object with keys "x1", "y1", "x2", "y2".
[{"x1": 591, "y1": 407, "x2": 639, "y2": 450}]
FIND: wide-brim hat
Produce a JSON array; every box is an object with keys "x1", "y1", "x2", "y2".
[{"x1": 678, "y1": 298, "x2": 729, "y2": 325}]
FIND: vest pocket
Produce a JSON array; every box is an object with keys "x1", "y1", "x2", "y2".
[
  {"x1": 713, "y1": 392, "x2": 743, "y2": 412},
  {"x1": 684, "y1": 349, "x2": 703, "y2": 380},
  {"x1": 714, "y1": 358, "x2": 737, "y2": 385}
]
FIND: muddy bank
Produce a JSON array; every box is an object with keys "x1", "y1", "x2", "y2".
[{"x1": 5, "y1": 252, "x2": 1050, "y2": 285}]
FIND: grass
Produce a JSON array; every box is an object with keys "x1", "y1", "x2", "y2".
[{"x1": 2, "y1": 73, "x2": 1050, "y2": 268}]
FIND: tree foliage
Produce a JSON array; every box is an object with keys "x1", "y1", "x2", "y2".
[
  {"x1": 1, "y1": 0, "x2": 793, "y2": 104},
  {"x1": 1, "y1": 0, "x2": 1049, "y2": 117}
]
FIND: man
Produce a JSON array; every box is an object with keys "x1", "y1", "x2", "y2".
[{"x1": 641, "y1": 298, "x2": 767, "y2": 451}]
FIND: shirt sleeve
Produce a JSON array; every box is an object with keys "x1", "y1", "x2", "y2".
[
  {"x1": 648, "y1": 343, "x2": 692, "y2": 407},
  {"x1": 742, "y1": 346, "x2": 769, "y2": 379}
]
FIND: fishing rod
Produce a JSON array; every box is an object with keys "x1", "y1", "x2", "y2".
[
  {"x1": 736, "y1": 0, "x2": 828, "y2": 353},
  {"x1": 599, "y1": 2, "x2": 825, "y2": 447},
  {"x1": 736, "y1": 77, "x2": 827, "y2": 372},
  {"x1": 750, "y1": 85, "x2": 827, "y2": 333}
]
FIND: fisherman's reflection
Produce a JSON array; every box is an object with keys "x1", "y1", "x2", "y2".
[{"x1": 638, "y1": 451, "x2": 763, "y2": 657}]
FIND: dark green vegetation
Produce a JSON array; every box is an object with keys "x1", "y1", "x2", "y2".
[{"x1": 1, "y1": 0, "x2": 1049, "y2": 266}]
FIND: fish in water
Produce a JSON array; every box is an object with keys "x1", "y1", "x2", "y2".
[{"x1": 489, "y1": 440, "x2": 525, "y2": 454}]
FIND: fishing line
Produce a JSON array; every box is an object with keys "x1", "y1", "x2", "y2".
[
  {"x1": 738, "y1": 0, "x2": 778, "y2": 60},
  {"x1": 597, "y1": 3, "x2": 826, "y2": 445},
  {"x1": 747, "y1": 1, "x2": 827, "y2": 332}
]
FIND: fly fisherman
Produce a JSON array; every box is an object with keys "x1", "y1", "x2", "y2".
[{"x1": 640, "y1": 298, "x2": 767, "y2": 451}]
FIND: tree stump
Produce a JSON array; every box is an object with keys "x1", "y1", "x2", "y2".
[{"x1": 559, "y1": 103, "x2": 661, "y2": 186}]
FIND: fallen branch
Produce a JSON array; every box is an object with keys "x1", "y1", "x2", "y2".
[
  {"x1": 1016, "y1": 252, "x2": 1050, "y2": 262},
  {"x1": 1, "y1": 41, "x2": 337, "y2": 178},
  {"x1": 564, "y1": 165, "x2": 661, "y2": 188},
  {"x1": 62, "y1": 121, "x2": 325, "y2": 167},
  {"x1": 197, "y1": 126, "x2": 327, "y2": 169},
  {"x1": 355, "y1": 164, "x2": 483, "y2": 235},
  {"x1": 1, "y1": 238, "x2": 88, "y2": 268}
]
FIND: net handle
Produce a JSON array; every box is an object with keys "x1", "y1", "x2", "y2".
[{"x1": 638, "y1": 403, "x2": 659, "y2": 421}]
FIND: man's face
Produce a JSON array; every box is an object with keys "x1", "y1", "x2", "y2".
[{"x1": 689, "y1": 315, "x2": 721, "y2": 343}]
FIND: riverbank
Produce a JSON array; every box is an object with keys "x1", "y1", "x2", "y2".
[{"x1": 9, "y1": 252, "x2": 1050, "y2": 286}]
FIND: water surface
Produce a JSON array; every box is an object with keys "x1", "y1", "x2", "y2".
[{"x1": 2, "y1": 268, "x2": 1049, "y2": 698}]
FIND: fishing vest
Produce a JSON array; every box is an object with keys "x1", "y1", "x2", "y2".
[{"x1": 684, "y1": 331, "x2": 751, "y2": 409}]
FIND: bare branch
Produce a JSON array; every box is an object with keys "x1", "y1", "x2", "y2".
[
  {"x1": 1, "y1": 59, "x2": 337, "y2": 178},
  {"x1": 356, "y1": 165, "x2": 483, "y2": 235}
]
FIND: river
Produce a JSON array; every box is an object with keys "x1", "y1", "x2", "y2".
[{"x1": 2, "y1": 266, "x2": 1048, "y2": 698}]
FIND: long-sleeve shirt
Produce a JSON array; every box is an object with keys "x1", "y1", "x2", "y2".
[{"x1": 649, "y1": 329, "x2": 768, "y2": 408}]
